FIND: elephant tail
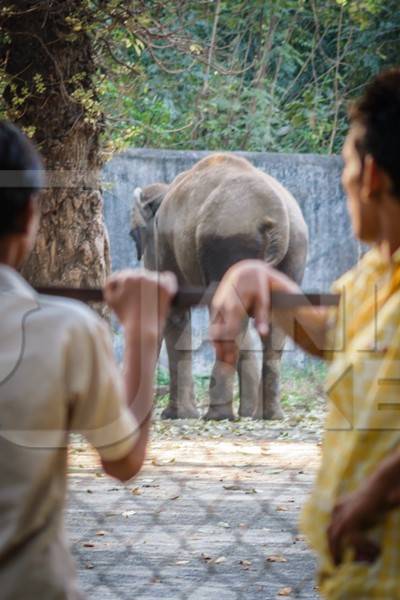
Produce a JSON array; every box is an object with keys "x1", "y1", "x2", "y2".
[
  {"x1": 196, "y1": 214, "x2": 290, "y2": 285},
  {"x1": 258, "y1": 214, "x2": 290, "y2": 267}
]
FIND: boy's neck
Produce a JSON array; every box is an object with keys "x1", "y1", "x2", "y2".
[
  {"x1": 0, "y1": 239, "x2": 23, "y2": 269},
  {"x1": 376, "y1": 193, "x2": 400, "y2": 262},
  {"x1": 380, "y1": 240, "x2": 400, "y2": 262},
  {"x1": 379, "y1": 227, "x2": 400, "y2": 263}
]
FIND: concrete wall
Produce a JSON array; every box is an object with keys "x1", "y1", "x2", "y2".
[{"x1": 102, "y1": 149, "x2": 364, "y2": 368}]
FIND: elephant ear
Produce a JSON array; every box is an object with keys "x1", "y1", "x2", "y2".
[
  {"x1": 131, "y1": 184, "x2": 168, "y2": 261},
  {"x1": 130, "y1": 187, "x2": 146, "y2": 260},
  {"x1": 135, "y1": 183, "x2": 168, "y2": 222}
]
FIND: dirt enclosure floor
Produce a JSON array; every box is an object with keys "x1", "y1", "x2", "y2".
[{"x1": 67, "y1": 432, "x2": 321, "y2": 600}]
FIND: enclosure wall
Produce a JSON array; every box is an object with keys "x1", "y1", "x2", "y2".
[{"x1": 102, "y1": 148, "x2": 363, "y2": 367}]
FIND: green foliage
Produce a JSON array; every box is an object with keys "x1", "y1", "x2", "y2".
[
  {"x1": 0, "y1": 0, "x2": 399, "y2": 154},
  {"x1": 156, "y1": 365, "x2": 170, "y2": 388},
  {"x1": 101, "y1": 0, "x2": 400, "y2": 155}
]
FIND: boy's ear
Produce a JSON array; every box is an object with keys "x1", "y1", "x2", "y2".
[
  {"x1": 361, "y1": 154, "x2": 390, "y2": 203},
  {"x1": 14, "y1": 196, "x2": 38, "y2": 235}
]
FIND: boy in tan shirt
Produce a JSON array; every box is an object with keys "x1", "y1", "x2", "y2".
[{"x1": 0, "y1": 121, "x2": 176, "y2": 599}]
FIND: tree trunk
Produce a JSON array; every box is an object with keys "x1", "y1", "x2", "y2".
[{"x1": 1, "y1": 1, "x2": 110, "y2": 288}]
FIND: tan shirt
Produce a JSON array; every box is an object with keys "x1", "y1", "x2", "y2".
[{"x1": 0, "y1": 265, "x2": 139, "y2": 599}]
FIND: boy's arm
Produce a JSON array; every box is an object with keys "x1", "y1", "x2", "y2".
[
  {"x1": 67, "y1": 270, "x2": 176, "y2": 482},
  {"x1": 99, "y1": 327, "x2": 157, "y2": 481},
  {"x1": 210, "y1": 260, "x2": 330, "y2": 364},
  {"x1": 100, "y1": 270, "x2": 177, "y2": 482}
]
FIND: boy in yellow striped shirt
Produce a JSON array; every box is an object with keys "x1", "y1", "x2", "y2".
[{"x1": 210, "y1": 69, "x2": 400, "y2": 598}]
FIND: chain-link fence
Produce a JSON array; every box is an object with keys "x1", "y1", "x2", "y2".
[{"x1": 67, "y1": 430, "x2": 321, "y2": 600}]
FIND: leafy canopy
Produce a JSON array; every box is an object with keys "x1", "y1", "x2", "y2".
[{"x1": 1, "y1": 0, "x2": 399, "y2": 156}]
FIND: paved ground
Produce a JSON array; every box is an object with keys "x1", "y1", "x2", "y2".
[{"x1": 67, "y1": 434, "x2": 321, "y2": 600}]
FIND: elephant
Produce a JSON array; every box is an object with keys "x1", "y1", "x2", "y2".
[{"x1": 131, "y1": 153, "x2": 308, "y2": 420}]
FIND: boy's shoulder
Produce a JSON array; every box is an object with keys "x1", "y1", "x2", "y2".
[
  {"x1": 331, "y1": 247, "x2": 378, "y2": 293},
  {"x1": 0, "y1": 265, "x2": 102, "y2": 330},
  {"x1": 36, "y1": 293, "x2": 105, "y2": 336},
  {"x1": 37, "y1": 292, "x2": 97, "y2": 320}
]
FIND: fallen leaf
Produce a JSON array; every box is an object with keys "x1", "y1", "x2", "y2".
[
  {"x1": 201, "y1": 553, "x2": 212, "y2": 562},
  {"x1": 151, "y1": 457, "x2": 176, "y2": 467},
  {"x1": 239, "y1": 559, "x2": 252, "y2": 570},
  {"x1": 217, "y1": 521, "x2": 230, "y2": 529},
  {"x1": 175, "y1": 560, "x2": 190, "y2": 565},
  {"x1": 169, "y1": 495, "x2": 180, "y2": 501},
  {"x1": 223, "y1": 484, "x2": 257, "y2": 494},
  {"x1": 131, "y1": 487, "x2": 142, "y2": 496},
  {"x1": 122, "y1": 510, "x2": 137, "y2": 517},
  {"x1": 278, "y1": 587, "x2": 293, "y2": 596},
  {"x1": 266, "y1": 555, "x2": 287, "y2": 563},
  {"x1": 95, "y1": 531, "x2": 107, "y2": 537},
  {"x1": 85, "y1": 562, "x2": 95, "y2": 570},
  {"x1": 83, "y1": 542, "x2": 95, "y2": 548},
  {"x1": 213, "y1": 556, "x2": 226, "y2": 564}
]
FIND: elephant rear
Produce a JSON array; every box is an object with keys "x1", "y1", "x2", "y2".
[
  {"x1": 133, "y1": 152, "x2": 308, "y2": 421},
  {"x1": 194, "y1": 167, "x2": 293, "y2": 285},
  {"x1": 153, "y1": 153, "x2": 306, "y2": 286}
]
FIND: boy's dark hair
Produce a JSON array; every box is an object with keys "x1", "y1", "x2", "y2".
[
  {"x1": 350, "y1": 68, "x2": 400, "y2": 198},
  {"x1": 0, "y1": 121, "x2": 44, "y2": 237}
]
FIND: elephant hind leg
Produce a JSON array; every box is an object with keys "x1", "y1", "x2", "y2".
[
  {"x1": 204, "y1": 318, "x2": 260, "y2": 421},
  {"x1": 162, "y1": 308, "x2": 199, "y2": 419},
  {"x1": 198, "y1": 233, "x2": 270, "y2": 420},
  {"x1": 204, "y1": 358, "x2": 236, "y2": 421},
  {"x1": 254, "y1": 323, "x2": 285, "y2": 420},
  {"x1": 204, "y1": 304, "x2": 238, "y2": 421},
  {"x1": 237, "y1": 320, "x2": 261, "y2": 418}
]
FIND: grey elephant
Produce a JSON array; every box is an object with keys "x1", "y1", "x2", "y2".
[{"x1": 131, "y1": 153, "x2": 308, "y2": 420}]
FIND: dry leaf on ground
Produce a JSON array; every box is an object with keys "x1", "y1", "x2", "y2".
[
  {"x1": 266, "y1": 554, "x2": 287, "y2": 563},
  {"x1": 278, "y1": 587, "x2": 293, "y2": 596}
]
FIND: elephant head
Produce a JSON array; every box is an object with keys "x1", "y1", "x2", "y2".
[{"x1": 130, "y1": 182, "x2": 169, "y2": 265}]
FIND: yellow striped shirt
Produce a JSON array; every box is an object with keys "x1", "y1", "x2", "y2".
[{"x1": 301, "y1": 246, "x2": 400, "y2": 599}]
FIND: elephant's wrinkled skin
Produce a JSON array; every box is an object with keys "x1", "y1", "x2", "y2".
[{"x1": 131, "y1": 153, "x2": 308, "y2": 420}]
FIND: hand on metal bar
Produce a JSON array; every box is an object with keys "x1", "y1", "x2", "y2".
[{"x1": 35, "y1": 285, "x2": 339, "y2": 309}]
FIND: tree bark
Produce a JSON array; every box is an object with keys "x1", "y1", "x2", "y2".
[{"x1": 0, "y1": 1, "x2": 110, "y2": 288}]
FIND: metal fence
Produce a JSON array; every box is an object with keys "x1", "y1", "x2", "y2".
[{"x1": 67, "y1": 432, "x2": 320, "y2": 600}]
